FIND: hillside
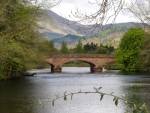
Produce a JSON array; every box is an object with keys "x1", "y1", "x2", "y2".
[
  {"x1": 81, "y1": 26, "x2": 130, "y2": 48},
  {"x1": 42, "y1": 32, "x2": 65, "y2": 40},
  {"x1": 53, "y1": 34, "x2": 82, "y2": 48},
  {"x1": 38, "y1": 10, "x2": 84, "y2": 38},
  {"x1": 38, "y1": 10, "x2": 148, "y2": 48}
]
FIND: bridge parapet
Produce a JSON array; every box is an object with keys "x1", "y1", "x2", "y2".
[{"x1": 48, "y1": 54, "x2": 115, "y2": 58}]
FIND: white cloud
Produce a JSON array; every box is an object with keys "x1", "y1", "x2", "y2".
[{"x1": 115, "y1": 10, "x2": 138, "y2": 23}]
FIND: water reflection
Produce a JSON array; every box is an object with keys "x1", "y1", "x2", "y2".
[
  {"x1": 123, "y1": 80, "x2": 150, "y2": 112},
  {"x1": 0, "y1": 67, "x2": 150, "y2": 113},
  {"x1": 0, "y1": 79, "x2": 37, "y2": 113}
]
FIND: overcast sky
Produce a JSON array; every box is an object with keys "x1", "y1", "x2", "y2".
[{"x1": 47, "y1": 0, "x2": 138, "y2": 23}]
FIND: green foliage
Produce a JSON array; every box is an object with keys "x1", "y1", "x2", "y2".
[
  {"x1": 60, "y1": 41, "x2": 69, "y2": 54},
  {"x1": 95, "y1": 46, "x2": 110, "y2": 54},
  {"x1": 74, "y1": 40, "x2": 85, "y2": 54},
  {"x1": 0, "y1": 0, "x2": 47, "y2": 80},
  {"x1": 58, "y1": 40, "x2": 114, "y2": 55},
  {"x1": 83, "y1": 42, "x2": 114, "y2": 54},
  {"x1": 137, "y1": 31, "x2": 150, "y2": 73},
  {"x1": 115, "y1": 28, "x2": 144, "y2": 71},
  {"x1": 83, "y1": 42, "x2": 97, "y2": 53},
  {"x1": 48, "y1": 40, "x2": 55, "y2": 54},
  {"x1": 33, "y1": 40, "x2": 55, "y2": 69}
]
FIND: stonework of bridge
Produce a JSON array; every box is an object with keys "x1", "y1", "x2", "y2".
[{"x1": 46, "y1": 54, "x2": 115, "y2": 73}]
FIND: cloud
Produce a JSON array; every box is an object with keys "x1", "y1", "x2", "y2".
[
  {"x1": 115, "y1": 10, "x2": 139, "y2": 23},
  {"x1": 51, "y1": 0, "x2": 100, "y2": 21},
  {"x1": 51, "y1": 0, "x2": 138, "y2": 23}
]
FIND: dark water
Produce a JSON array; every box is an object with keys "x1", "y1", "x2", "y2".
[{"x1": 0, "y1": 67, "x2": 150, "y2": 113}]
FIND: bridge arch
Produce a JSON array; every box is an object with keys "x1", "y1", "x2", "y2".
[
  {"x1": 47, "y1": 62, "x2": 65, "y2": 73},
  {"x1": 62, "y1": 60, "x2": 95, "y2": 67}
]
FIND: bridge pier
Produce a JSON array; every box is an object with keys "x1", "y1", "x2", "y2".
[
  {"x1": 90, "y1": 67, "x2": 103, "y2": 72},
  {"x1": 51, "y1": 65, "x2": 62, "y2": 73}
]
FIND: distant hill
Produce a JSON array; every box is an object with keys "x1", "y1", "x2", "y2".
[
  {"x1": 51, "y1": 26, "x2": 129, "y2": 48},
  {"x1": 81, "y1": 26, "x2": 130, "y2": 48},
  {"x1": 38, "y1": 10, "x2": 148, "y2": 48},
  {"x1": 76, "y1": 22, "x2": 148, "y2": 35}
]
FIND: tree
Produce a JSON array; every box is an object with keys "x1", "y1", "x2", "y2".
[
  {"x1": 69, "y1": 0, "x2": 126, "y2": 35},
  {"x1": 127, "y1": 0, "x2": 150, "y2": 26},
  {"x1": 70, "y1": 0, "x2": 150, "y2": 28},
  {"x1": 0, "y1": 0, "x2": 62, "y2": 80},
  {"x1": 95, "y1": 46, "x2": 110, "y2": 54},
  {"x1": 137, "y1": 31, "x2": 150, "y2": 72},
  {"x1": 83, "y1": 43, "x2": 90, "y2": 53},
  {"x1": 127, "y1": 1, "x2": 150, "y2": 73},
  {"x1": 0, "y1": 0, "x2": 41, "y2": 79},
  {"x1": 83, "y1": 42, "x2": 98, "y2": 53},
  {"x1": 60, "y1": 41, "x2": 69, "y2": 54},
  {"x1": 74, "y1": 40, "x2": 84, "y2": 54},
  {"x1": 115, "y1": 28, "x2": 144, "y2": 71}
]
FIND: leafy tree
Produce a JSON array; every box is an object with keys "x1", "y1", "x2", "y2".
[
  {"x1": 83, "y1": 42, "x2": 114, "y2": 54},
  {"x1": 115, "y1": 28, "x2": 144, "y2": 71},
  {"x1": 60, "y1": 41, "x2": 69, "y2": 54},
  {"x1": 95, "y1": 46, "x2": 110, "y2": 54}
]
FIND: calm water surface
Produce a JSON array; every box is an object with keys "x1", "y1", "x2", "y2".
[{"x1": 0, "y1": 67, "x2": 150, "y2": 113}]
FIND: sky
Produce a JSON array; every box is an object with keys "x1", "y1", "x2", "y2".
[{"x1": 38, "y1": 0, "x2": 138, "y2": 24}]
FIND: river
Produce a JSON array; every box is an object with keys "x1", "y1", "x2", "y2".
[{"x1": 0, "y1": 67, "x2": 150, "y2": 113}]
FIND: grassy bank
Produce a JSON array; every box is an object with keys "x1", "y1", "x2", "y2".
[{"x1": 63, "y1": 61, "x2": 90, "y2": 67}]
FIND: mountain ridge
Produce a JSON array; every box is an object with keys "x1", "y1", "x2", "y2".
[{"x1": 38, "y1": 10, "x2": 148, "y2": 48}]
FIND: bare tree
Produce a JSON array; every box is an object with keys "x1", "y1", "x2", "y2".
[
  {"x1": 127, "y1": 0, "x2": 150, "y2": 26},
  {"x1": 35, "y1": 0, "x2": 62, "y2": 8},
  {"x1": 67, "y1": 0, "x2": 127, "y2": 35}
]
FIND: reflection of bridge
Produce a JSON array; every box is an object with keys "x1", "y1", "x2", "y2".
[{"x1": 46, "y1": 54, "x2": 115, "y2": 73}]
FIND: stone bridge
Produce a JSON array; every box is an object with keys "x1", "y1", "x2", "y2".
[{"x1": 46, "y1": 54, "x2": 115, "y2": 73}]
